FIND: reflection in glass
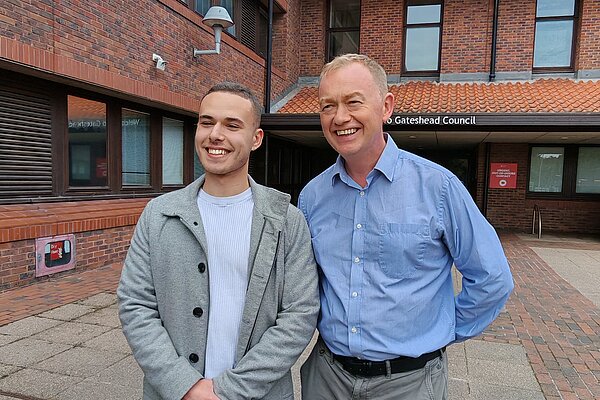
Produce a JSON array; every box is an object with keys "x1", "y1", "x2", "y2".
[
  {"x1": 68, "y1": 96, "x2": 108, "y2": 187},
  {"x1": 576, "y1": 148, "x2": 600, "y2": 194},
  {"x1": 122, "y1": 109, "x2": 150, "y2": 186},
  {"x1": 529, "y1": 147, "x2": 564, "y2": 193},
  {"x1": 330, "y1": 31, "x2": 360, "y2": 59},
  {"x1": 221, "y1": 0, "x2": 236, "y2": 35},
  {"x1": 536, "y1": 0, "x2": 575, "y2": 17},
  {"x1": 162, "y1": 118, "x2": 184, "y2": 185},
  {"x1": 405, "y1": 27, "x2": 440, "y2": 71},
  {"x1": 534, "y1": 20, "x2": 573, "y2": 67},
  {"x1": 195, "y1": 0, "x2": 211, "y2": 15},
  {"x1": 330, "y1": 0, "x2": 360, "y2": 28},
  {"x1": 407, "y1": 5, "x2": 441, "y2": 24}
]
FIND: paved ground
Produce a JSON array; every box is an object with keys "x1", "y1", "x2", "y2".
[{"x1": 0, "y1": 232, "x2": 599, "y2": 399}]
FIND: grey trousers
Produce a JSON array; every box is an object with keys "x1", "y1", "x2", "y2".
[{"x1": 300, "y1": 338, "x2": 448, "y2": 400}]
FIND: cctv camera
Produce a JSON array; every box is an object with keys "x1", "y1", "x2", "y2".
[{"x1": 152, "y1": 53, "x2": 167, "y2": 71}]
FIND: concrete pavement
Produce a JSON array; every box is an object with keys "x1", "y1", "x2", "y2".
[{"x1": 0, "y1": 232, "x2": 599, "y2": 399}]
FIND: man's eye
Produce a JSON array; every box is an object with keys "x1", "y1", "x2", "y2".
[
  {"x1": 200, "y1": 121, "x2": 213, "y2": 126},
  {"x1": 321, "y1": 104, "x2": 333, "y2": 112}
]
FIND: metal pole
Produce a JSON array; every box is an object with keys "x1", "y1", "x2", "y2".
[
  {"x1": 489, "y1": 0, "x2": 500, "y2": 82},
  {"x1": 264, "y1": 0, "x2": 274, "y2": 113}
]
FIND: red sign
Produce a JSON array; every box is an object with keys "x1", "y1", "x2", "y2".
[
  {"x1": 96, "y1": 158, "x2": 108, "y2": 178},
  {"x1": 490, "y1": 163, "x2": 517, "y2": 189},
  {"x1": 50, "y1": 242, "x2": 64, "y2": 260}
]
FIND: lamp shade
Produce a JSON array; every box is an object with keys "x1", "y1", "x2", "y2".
[{"x1": 202, "y1": 6, "x2": 234, "y2": 29}]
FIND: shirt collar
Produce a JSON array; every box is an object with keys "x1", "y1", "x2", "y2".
[{"x1": 330, "y1": 133, "x2": 399, "y2": 186}]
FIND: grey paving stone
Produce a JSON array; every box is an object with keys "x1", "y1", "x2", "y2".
[
  {"x1": 55, "y1": 378, "x2": 142, "y2": 400},
  {"x1": 0, "y1": 395, "x2": 21, "y2": 399},
  {"x1": 38, "y1": 303, "x2": 96, "y2": 321},
  {"x1": 0, "y1": 338, "x2": 71, "y2": 367},
  {"x1": 77, "y1": 293, "x2": 117, "y2": 308},
  {"x1": 0, "y1": 363, "x2": 20, "y2": 378},
  {"x1": 0, "y1": 316, "x2": 62, "y2": 337},
  {"x1": 0, "y1": 335, "x2": 19, "y2": 347},
  {"x1": 0, "y1": 368, "x2": 83, "y2": 398},
  {"x1": 469, "y1": 382, "x2": 545, "y2": 400},
  {"x1": 448, "y1": 378, "x2": 470, "y2": 399},
  {"x1": 465, "y1": 340, "x2": 529, "y2": 365},
  {"x1": 30, "y1": 321, "x2": 111, "y2": 346},
  {"x1": 75, "y1": 307, "x2": 121, "y2": 328},
  {"x1": 34, "y1": 346, "x2": 127, "y2": 378},
  {"x1": 467, "y1": 359, "x2": 540, "y2": 390},
  {"x1": 92, "y1": 355, "x2": 143, "y2": 386},
  {"x1": 447, "y1": 343, "x2": 468, "y2": 379},
  {"x1": 83, "y1": 328, "x2": 132, "y2": 354}
]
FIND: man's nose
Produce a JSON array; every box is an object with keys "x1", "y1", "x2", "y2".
[
  {"x1": 209, "y1": 123, "x2": 224, "y2": 140},
  {"x1": 333, "y1": 105, "x2": 351, "y2": 125}
]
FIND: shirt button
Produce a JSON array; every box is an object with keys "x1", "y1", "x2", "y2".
[
  {"x1": 189, "y1": 353, "x2": 199, "y2": 363},
  {"x1": 198, "y1": 262, "x2": 206, "y2": 273},
  {"x1": 356, "y1": 224, "x2": 362, "y2": 229},
  {"x1": 359, "y1": 191, "x2": 365, "y2": 197},
  {"x1": 193, "y1": 307, "x2": 203, "y2": 317},
  {"x1": 352, "y1": 291, "x2": 358, "y2": 297},
  {"x1": 354, "y1": 257, "x2": 360, "y2": 263},
  {"x1": 351, "y1": 327, "x2": 358, "y2": 333}
]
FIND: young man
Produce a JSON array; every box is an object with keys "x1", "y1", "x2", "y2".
[
  {"x1": 118, "y1": 82, "x2": 319, "y2": 400},
  {"x1": 299, "y1": 54, "x2": 514, "y2": 399}
]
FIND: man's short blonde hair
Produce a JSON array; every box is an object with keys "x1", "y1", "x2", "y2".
[{"x1": 320, "y1": 54, "x2": 388, "y2": 98}]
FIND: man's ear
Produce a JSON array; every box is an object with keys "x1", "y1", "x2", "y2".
[
  {"x1": 251, "y1": 128, "x2": 264, "y2": 151},
  {"x1": 382, "y1": 92, "x2": 395, "y2": 122}
]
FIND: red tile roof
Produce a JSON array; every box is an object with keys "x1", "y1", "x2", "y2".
[{"x1": 277, "y1": 79, "x2": 600, "y2": 114}]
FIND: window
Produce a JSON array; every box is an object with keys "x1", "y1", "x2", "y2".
[
  {"x1": 533, "y1": 0, "x2": 577, "y2": 69},
  {"x1": 529, "y1": 147, "x2": 564, "y2": 193},
  {"x1": 162, "y1": 118, "x2": 184, "y2": 185},
  {"x1": 221, "y1": 0, "x2": 236, "y2": 36},
  {"x1": 404, "y1": 1, "x2": 443, "y2": 74},
  {"x1": 576, "y1": 147, "x2": 600, "y2": 194},
  {"x1": 327, "y1": 0, "x2": 360, "y2": 61},
  {"x1": 122, "y1": 109, "x2": 151, "y2": 186},
  {"x1": 68, "y1": 96, "x2": 108, "y2": 187},
  {"x1": 528, "y1": 145, "x2": 600, "y2": 198},
  {"x1": 195, "y1": 0, "x2": 211, "y2": 15}
]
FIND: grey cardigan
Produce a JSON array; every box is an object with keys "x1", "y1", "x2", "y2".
[{"x1": 118, "y1": 177, "x2": 319, "y2": 400}]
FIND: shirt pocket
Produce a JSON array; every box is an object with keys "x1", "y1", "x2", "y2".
[{"x1": 378, "y1": 223, "x2": 429, "y2": 279}]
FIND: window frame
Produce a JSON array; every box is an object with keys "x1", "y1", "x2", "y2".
[
  {"x1": 326, "y1": 0, "x2": 361, "y2": 62},
  {"x1": 526, "y1": 144, "x2": 600, "y2": 200},
  {"x1": 402, "y1": 0, "x2": 444, "y2": 77},
  {"x1": 532, "y1": 0, "x2": 580, "y2": 73}
]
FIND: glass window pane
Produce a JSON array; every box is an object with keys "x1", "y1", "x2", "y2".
[
  {"x1": 221, "y1": 0, "x2": 236, "y2": 35},
  {"x1": 329, "y1": 31, "x2": 360, "y2": 59},
  {"x1": 576, "y1": 148, "x2": 600, "y2": 194},
  {"x1": 529, "y1": 147, "x2": 564, "y2": 193},
  {"x1": 330, "y1": 0, "x2": 360, "y2": 28},
  {"x1": 534, "y1": 20, "x2": 573, "y2": 67},
  {"x1": 194, "y1": 149, "x2": 205, "y2": 180},
  {"x1": 68, "y1": 96, "x2": 108, "y2": 187},
  {"x1": 405, "y1": 27, "x2": 440, "y2": 71},
  {"x1": 162, "y1": 118, "x2": 184, "y2": 185},
  {"x1": 195, "y1": 0, "x2": 211, "y2": 15},
  {"x1": 537, "y1": 0, "x2": 575, "y2": 17},
  {"x1": 407, "y1": 5, "x2": 441, "y2": 24},
  {"x1": 122, "y1": 109, "x2": 150, "y2": 186}
]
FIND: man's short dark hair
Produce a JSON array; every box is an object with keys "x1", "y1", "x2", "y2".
[{"x1": 204, "y1": 82, "x2": 263, "y2": 128}]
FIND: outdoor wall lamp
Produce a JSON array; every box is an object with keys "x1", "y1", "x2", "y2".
[{"x1": 193, "y1": 6, "x2": 234, "y2": 57}]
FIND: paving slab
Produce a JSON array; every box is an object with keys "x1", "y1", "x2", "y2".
[
  {"x1": 76, "y1": 293, "x2": 117, "y2": 308},
  {"x1": 0, "y1": 364, "x2": 20, "y2": 379},
  {"x1": 0, "y1": 316, "x2": 61, "y2": 337},
  {"x1": 469, "y1": 382, "x2": 546, "y2": 400},
  {"x1": 0, "y1": 338, "x2": 71, "y2": 367},
  {"x1": 448, "y1": 378, "x2": 470, "y2": 399},
  {"x1": 34, "y1": 346, "x2": 127, "y2": 378},
  {"x1": 55, "y1": 378, "x2": 142, "y2": 400},
  {"x1": 31, "y1": 321, "x2": 112, "y2": 346},
  {"x1": 38, "y1": 303, "x2": 96, "y2": 321},
  {"x1": 0, "y1": 395, "x2": 21, "y2": 399},
  {"x1": 0, "y1": 368, "x2": 83, "y2": 399},
  {"x1": 467, "y1": 358, "x2": 540, "y2": 390},
  {"x1": 0, "y1": 336, "x2": 18, "y2": 347},
  {"x1": 83, "y1": 328, "x2": 131, "y2": 354},
  {"x1": 75, "y1": 307, "x2": 121, "y2": 328},
  {"x1": 447, "y1": 343, "x2": 468, "y2": 379},
  {"x1": 92, "y1": 355, "x2": 143, "y2": 386},
  {"x1": 465, "y1": 340, "x2": 529, "y2": 365}
]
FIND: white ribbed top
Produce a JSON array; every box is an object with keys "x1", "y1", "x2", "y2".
[{"x1": 197, "y1": 187, "x2": 254, "y2": 379}]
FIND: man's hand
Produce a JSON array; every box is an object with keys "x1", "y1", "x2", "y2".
[{"x1": 182, "y1": 379, "x2": 220, "y2": 400}]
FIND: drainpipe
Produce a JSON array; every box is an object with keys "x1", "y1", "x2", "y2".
[
  {"x1": 483, "y1": 143, "x2": 491, "y2": 217},
  {"x1": 489, "y1": 0, "x2": 500, "y2": 82},
  {"x1": 264, "y1": 0, "x2": 274, "y2": 113}
]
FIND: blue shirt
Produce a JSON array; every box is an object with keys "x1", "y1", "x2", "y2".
[{"x1": 298, "y1": 136, "x2": 513, "y2": 360}]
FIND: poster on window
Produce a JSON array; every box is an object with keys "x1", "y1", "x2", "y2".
[{"x1": 490, "y1": 163, "x2": 517, "y2": 189}]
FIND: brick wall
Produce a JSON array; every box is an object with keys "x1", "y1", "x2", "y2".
[
  {"x1": 441, "y1": 0, "x2": 492, "y2": 74},
  {"x1": 299, "y1": 0, "x2": 326, "y2": 77},
  {"x1": 578, "y1": 0, "x2": 600, "y2": 70},
  {"x1": 483, "y1": 144, "x2": 600, "y2": 233},
  {"x1": 494, "y1": 1, "x2": 536, "y2": 72},
  {"x1": 0, "y1": 226, "x2": 134, "y2": 292},
  {"x1": 0, "y1": 0, "x2": 301, "y2": 113},
  {"x1": 360, "y1": 0, "x2": 404, "y2": 74}
]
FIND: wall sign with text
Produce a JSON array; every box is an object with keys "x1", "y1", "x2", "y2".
[{"x1": 489, "y1": 163, "x2": 517, "y2": 189}]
